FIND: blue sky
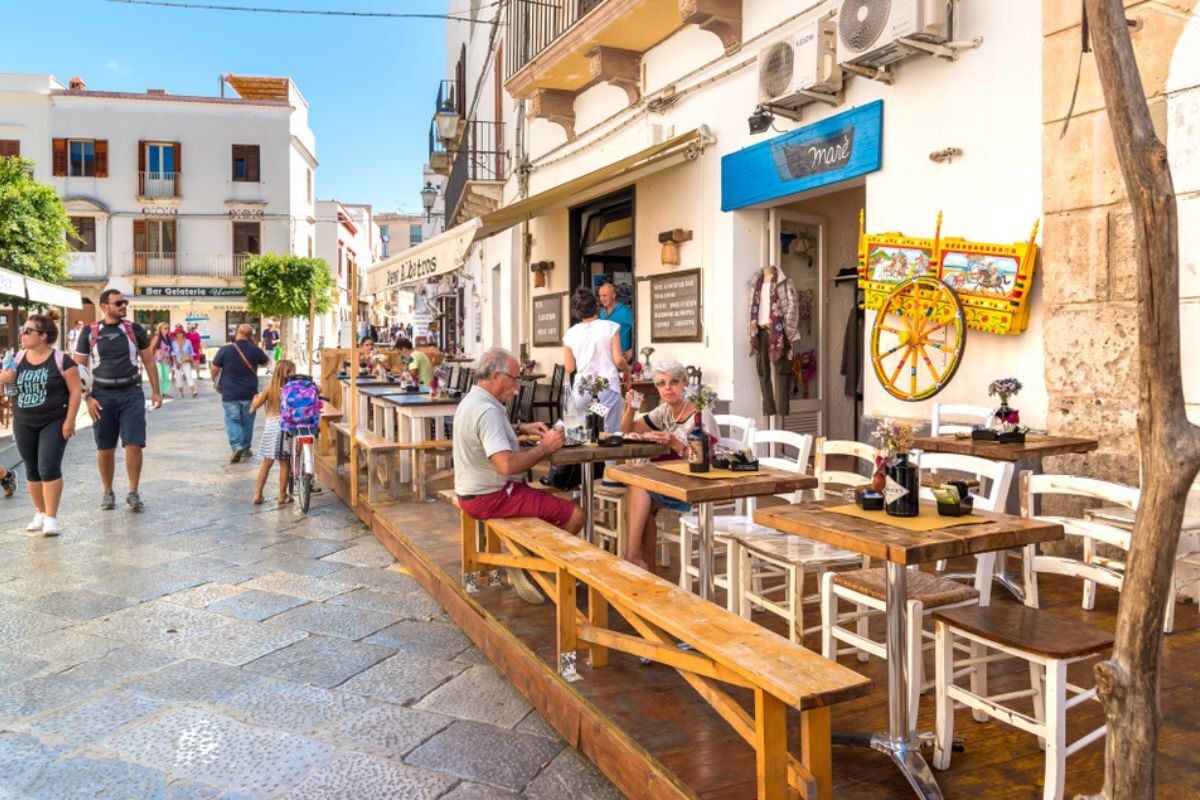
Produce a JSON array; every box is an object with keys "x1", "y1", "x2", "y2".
[{"x1": 3, "y1": 0, "x2": 456, "y2": 214}]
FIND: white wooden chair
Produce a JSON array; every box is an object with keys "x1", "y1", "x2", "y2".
[
  {"x1": 930, "y1": 402, "x2": 994, "y2": 435},
  {"x1": 920, "y1": 452, "x2": 1016, "y2": 604},
  {"x1": 931, "y1": 476, "x2": 1122, "y2": 799},
  {"x1": 726, "y1": 436, "x2": 868, "y2": 642},
  {"x1": 713, "y1": 413, "x2": 755, "y2": 450},
  {"x1": 677, "y1": 430, "x2": 813, "y2": 609},
  {"x1": 812, "y1": 437, "x2": 876, "y2": 500}
]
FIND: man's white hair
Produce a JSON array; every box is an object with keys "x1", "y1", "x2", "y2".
[{"x1": 475, "y1": 347, "x2": 515, "y2": 381}]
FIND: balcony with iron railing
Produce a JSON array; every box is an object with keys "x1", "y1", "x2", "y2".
[
  {"x1": 444, "y1": 120, "x2": 506, "y2": 226},
  {"x1": 127, "y1": 253, "x2": 250, "y2": 278},
  {"x1": 503, "y1": 0, "x2": 730, "y2": 104},
  {"x1": 429, "y1": 119, "x2": 452, "y2": 177},
  {"x1": 138, "y1": 171, "x2": 179, "y2": 198}
]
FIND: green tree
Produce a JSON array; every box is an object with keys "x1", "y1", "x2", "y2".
[
  {"x1": 0, "y1": 156, "x2": 72, "y2": 284},
  {"x1": 242, "y1": 252, "x2": 335, "y2": 363}
]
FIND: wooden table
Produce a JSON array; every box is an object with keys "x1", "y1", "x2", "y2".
[
  {"x1": 913, "y1": 433, "x2": 1098, "y2": 600},
  {"x1": 544, "y1": 441, "x2": 669, "y2": 546},
  {"x1": 606, "y1": 463, "x2": 816, "y2": 602},
  {"x1": 754, "y1": 500, "x2": 1064, "y2": 800},
  {"x1": 380, "y1": 394, "x2": 461, "y2": 486},
  {"x1": 911, "y1": 434, "x2": 1099, "y2": 462}
]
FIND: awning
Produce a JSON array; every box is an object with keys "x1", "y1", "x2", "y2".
[
  {"x1": 25, "y1": 277, "x2": 83, "y2": 309},
  {"x1": 362, "y1": 128, "x2": 706, "y2": 300},
  {"x1": 364, "y1": 218, "x2": 482, "y2": 296},
  {"x1": 0, "y1": 269, "x2": 25, "y2": 300},
  {"x1": 476, "y1": 128, "x2": 704, "y2": 237}
]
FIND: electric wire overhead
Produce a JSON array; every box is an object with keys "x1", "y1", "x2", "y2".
[{"x1": 106, "y1": 0, "x2": 507, "y2": 24}]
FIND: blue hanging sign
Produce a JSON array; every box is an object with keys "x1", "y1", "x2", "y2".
[{"x1": 721, "y1": 100, "x2": 883, "y2": 211}]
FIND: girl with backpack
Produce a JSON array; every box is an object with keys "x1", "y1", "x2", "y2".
[
  {"x1": 150, "y1": 323, "x2": 173, "y2": 398},
  {"x1": 250, "y1": 359, "x2": 295, "y2": 505},
  {"x1": 0, "y1": 311, "x2": 83, "y2": 535}
]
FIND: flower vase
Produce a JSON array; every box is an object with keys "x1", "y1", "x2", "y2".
[{"x1": 885, "y1": 453, "x2": 920, "y2": 517}]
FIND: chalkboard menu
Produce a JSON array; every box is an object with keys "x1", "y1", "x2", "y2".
[
  {"x1": 532, "y1": 293, "x2": 564, "y2": 346},
  {"x1": 650, "y1": 269, "x2": 702, "y2": 342}
]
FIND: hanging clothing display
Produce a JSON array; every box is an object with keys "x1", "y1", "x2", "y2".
[
  {"x1": 748, "y1": 266, "x2": 803, "y2": 416},
  {"x1": 840, "y1": 303, "x2": 864, "y2": 397}
]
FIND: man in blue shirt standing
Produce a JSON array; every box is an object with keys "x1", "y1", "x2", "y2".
[
  {"x1": 211, "y1": 324, "x2": 270, "y2": 463},
  {"x1": 598, "y1": 281, "x2": 634, "y2": 368}
]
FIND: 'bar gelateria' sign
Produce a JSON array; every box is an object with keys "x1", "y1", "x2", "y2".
[
  {"x1": 650, "y1": 269, "x2": 702, "y2": 343},
  {"x1": 720, "y1": 100, "x2": 883, "y2": 211},
  {"x1": 134, "y1": 286, "x2": 245, "y2": 298},
  {"x1": 532, "y1": 293, "x2": 564, "y2": 347}
]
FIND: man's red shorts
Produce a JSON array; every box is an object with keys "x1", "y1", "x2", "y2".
[{"x1": 458, "y1": 481, "x2": 577, "y2": 529}]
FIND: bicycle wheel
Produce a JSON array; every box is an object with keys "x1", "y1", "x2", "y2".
[{"x1": 297, "y1": 442, "x2": 313, "y2": 513}]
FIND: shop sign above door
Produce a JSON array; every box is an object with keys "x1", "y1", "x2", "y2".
[
  {"x1": 134, "y1": 286, "x2": 245, "y2": 298},
  {"x1": 721, "y1": 100, "x2": 883, "y2": 211}
]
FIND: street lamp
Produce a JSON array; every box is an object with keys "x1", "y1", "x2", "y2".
[{"x1": 420, "y1": 181, "x2": 439, "y2": 222}]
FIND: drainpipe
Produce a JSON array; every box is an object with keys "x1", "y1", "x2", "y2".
[{"x1": 515, "y1": 98, "x2": 530, "y2": 349}]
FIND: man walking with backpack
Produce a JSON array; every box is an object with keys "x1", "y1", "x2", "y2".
[
  {"x1": 73, "y1": 289, "x2": 162, "y2": 512},
  {"x1": 211, "y1": 324, "x2": 270, "y2": 463}
]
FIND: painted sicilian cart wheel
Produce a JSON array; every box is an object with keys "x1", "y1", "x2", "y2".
[{"x1": 870, "y1": 275, "x2": 967, "y2": 401}]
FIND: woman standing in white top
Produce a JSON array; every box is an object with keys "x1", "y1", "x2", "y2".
[{"x1": 562, "y1": 286, "x2": 628, "y2": 434}]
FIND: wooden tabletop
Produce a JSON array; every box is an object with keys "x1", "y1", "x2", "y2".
[
  {"x1": 753, "y1": 499, "x2": 1064, "y2": 566},
  {"x1": 338, "y1": 377, "x2": 398, "y2": 387},
  {"x1": 911, "y1": 434, "x2": 1099, "y2": 462},
  {"x1": 358, "y1": 385, "x2": 428, "y2": 397},
  {"x1": 381, "y1": 394, "x2": 461, "y2": 407},
  {"x1": 519, "y1": 373, "x2": 546, "y2": 381},
  {"x1": 607, "y1": 463, "x2": 816, "y2": 504},
  {"x1": 545, "y1": 441, "x2": 668, "y2": 466}
]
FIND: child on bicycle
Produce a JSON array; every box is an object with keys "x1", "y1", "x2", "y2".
[{"x1": 250, "y1": 359, "x2": 295, "y2": 506}]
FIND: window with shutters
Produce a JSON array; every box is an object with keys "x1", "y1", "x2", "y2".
[
  {"x1": 133, "y1": 218, "x2": 176, "y2": 275},
  {"x1": 139, "y1": 141, "x2": 180, "y2": 197},
  {"x1": 68, "y1": 217, "x2": 96, "y2": 253},
  {"x1": 68, "y1": 139, "x2": 95, "y2": 176},
  {"x1": 232, "y1": 144, "x2": 260, "y2": 182},
  {"x1": 0, "y1": 140, "x2": 19, "y2": 159}
]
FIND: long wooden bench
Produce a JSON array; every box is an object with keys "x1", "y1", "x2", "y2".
[
  {"x1": 453, "y1": 501, "x2": 872, "y2": 800},
  {"x1": 331, "y1": 422, "x2": 453, "y2": 502}
]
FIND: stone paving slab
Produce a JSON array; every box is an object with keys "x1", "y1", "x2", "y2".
[
  {"x1": 236, "y1": 571, "x2": 356, "y2": 602},
  {"x1": 318, "y1": 703, "x2": 451, "y2": 759},
  {"x1": 441, "y1": 782, "x2": 522, "y2": 799},
  {"x1": 250, "y1": 554, "x2": 346, "y2": 578},
  {"x1": 243, "y1": 635, "x2": 394, "y2": 688},
  {"x1": 207, "y1": 590, "x2": 308, "y2": 622},
  {"x1": 364, "y1": 619, "x2": 473, "y2": 658},
  {"x1": 279, "y1": 751, "x2": 455, "y2": 800},
  {"x1": 167, "y1": 620, "x2": 309, "y2": 667},
  {"x1": 21, "y1": 690, "x2": 167, "y2": 748},
  {"x1": 524, "y1": 748, "x2": 626, "y2": 800},
  {"x1": 15, "y1": 589, "x2": 137, "y2": 621},
  {"x1": 81, "y1": 570, "x2": 207, "y2": 603},
  {"x1": 162, "y1": 583, "x2": 246, "y2": 609},
  {"x1": 319, "y1": 541, "x2": 396, "y2": 569},
  {"x1": 220, "y1": 676, "x2": 372, "y2": 733},
  {"x1": 0, "y1": 731, "x2": 65, "y2": 792},
  {"x1": 323, "y1": 565, "x2": 424, "y2": 593},
  {"x1": 340, "y1": 651, "x2": 468, "y2": 705},
  {"x1": 122, "y1": 658, "x2": 267, "y2": 704},
  {"x1": 267, "y1": 601, "x2": 398, "y2": 641},
  {"x1": 0, "y1": 608, "x2": 70, "y2": 645},
  {"x1": 23, "y1": 756, "x2": 168, "y2": 800},
  {"x1": 327, "y1": 586, "x2": 444, "y2": 620},
  {"x1": 405, "y1": 720, "x2": 563, "y2": 792},
  {"x1": 414, "y1": 664, "x2": 534, "y2": 729},
  {"x1": 5, "y1": 630, "x2": 124, "y2": 666},
  {"x1": 97, "y1": 707, "x2": 333, "y2": 799},
  {"x1": 0, "y1": 651, "x2": 49, "y2": 691},
  {"x1": 75, "y1": 600, "x2": 231, "y2": 646}
]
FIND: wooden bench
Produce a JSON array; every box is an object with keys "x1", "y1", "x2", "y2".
[
  {"x1": 456, "y1": 503, "x2": 872, "y2": 800},
  {"x1": 331, "y1": 421, "x2": 454, "y2": 501},
  {"x1": 319, "y1": 409, "x2": 343, "y2": 457}
]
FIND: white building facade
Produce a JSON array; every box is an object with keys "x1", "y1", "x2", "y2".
[
  {"x1": 314, "y1": 200, "x2": 380, "y2": 348},
  {"x1": 363, "y1": 0, "x2": 1048, "y2": 443},
  {"x1": 0, "y1": 72, "x2": 317, "y2": 350}
]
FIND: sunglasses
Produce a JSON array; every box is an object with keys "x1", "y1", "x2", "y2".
[
  {"x1": 20, "y1": 326, "x2": 43, "y2": 336},
  {"x1": 107, "y1": 299, "x2": 128, "y2": 308},
  {"x1": 654, "y1": 378, "x2": 684, "y2": 388}
]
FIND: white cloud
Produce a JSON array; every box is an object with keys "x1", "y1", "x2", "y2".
[{"x1": 104, "y1": 61, "x2": 131, "y2": 75}]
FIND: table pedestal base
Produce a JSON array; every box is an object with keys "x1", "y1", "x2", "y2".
[{"x1": 832, "y1": 732, "x2": 943, "y2": 799}]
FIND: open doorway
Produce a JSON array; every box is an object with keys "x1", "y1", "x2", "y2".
[{"x1": 569, "y1": 189, "x2": 635, "y2": 348}]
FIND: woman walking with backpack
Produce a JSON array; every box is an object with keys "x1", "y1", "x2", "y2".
[
  {"x1": 0, "y1": 311, "x2": 82, "y2": 535},
  {"x1": 250, "y1": 359, "x2": 295, "y2": 505}
]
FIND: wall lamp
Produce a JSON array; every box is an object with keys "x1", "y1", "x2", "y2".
[{"x1": 748, "y1": 103, "x2": 804, "y2": 135}]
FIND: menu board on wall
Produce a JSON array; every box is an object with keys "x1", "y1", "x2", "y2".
[
  {"x1": 650, "y1": 269, "x2": 702, "y2": 342},
  {"x1": 532, "y1": 293, "x2": 564, "y2": 347}
]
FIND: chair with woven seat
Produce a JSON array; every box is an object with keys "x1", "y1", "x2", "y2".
[
  {"x1": 676, "y1": 429, "x2": 814, "y2": 609},
  {"x1": 933, "y1": 541, "x2": 1117, "y2": 798}
]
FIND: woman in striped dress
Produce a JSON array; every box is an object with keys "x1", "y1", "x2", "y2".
[{"x1": 250, "y1": 360, "x2": 295, "y2": 506}]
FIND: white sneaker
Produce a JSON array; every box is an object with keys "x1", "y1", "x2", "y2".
[
  {"x1": 25, "y1": 512, "x2": 45, "y2": 532},
  {"x1": 41, "y1": 517, "x2": 61, "y2": 536}
]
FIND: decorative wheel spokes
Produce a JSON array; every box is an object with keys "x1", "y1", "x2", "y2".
[{"x1": 870, "y1": 275, "x2": 967, "y2": 401}]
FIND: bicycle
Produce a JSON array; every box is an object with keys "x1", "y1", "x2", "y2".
[{"x1": 285, "y1": 425, "x2": 318, "y2": 513}]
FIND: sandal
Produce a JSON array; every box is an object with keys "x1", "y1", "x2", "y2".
[
  {"x1": 252, "y1": 495, "x2": 264, "y2": 505},
  {"x1": 278, "y1": 496, "x2": 294, "y2": 505}
]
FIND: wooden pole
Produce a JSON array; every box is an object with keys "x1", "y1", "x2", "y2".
[
  {"x1": 348, "y1": 267, "x2": 359, "y2": 508},
  {"x1": 307, "y1": 290, "x2": 316, "y2": 374},
  {"x1": 1079, "y1": 3, "x2": 1200, "y2": 798}
]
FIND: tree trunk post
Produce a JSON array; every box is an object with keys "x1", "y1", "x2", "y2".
[
  {"x1": 1078, "y1": 1, "x2": 1200, "y2": 798},
  {"x1": 308, "y1": 290, "x2": 317, "y2": 374}
]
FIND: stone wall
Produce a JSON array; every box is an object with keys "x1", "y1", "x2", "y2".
[{"x1": 1041, "y1": 0, "x2": 1199, "y2": 483}]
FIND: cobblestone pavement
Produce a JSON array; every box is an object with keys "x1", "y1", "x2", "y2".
[{"x1": 0, "y1": 387, "x2": 622, "y2": 799}]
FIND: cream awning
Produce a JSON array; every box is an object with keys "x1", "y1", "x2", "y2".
[
  {"x1": 25, "y1": 277, "x2": 83, "y2": 309},
  {"x1": 363, "y1": 218, "x2": 482, "y2": 296},
  {"x1": 362, "y1": 128, "x2": 705, "y2": 300}
]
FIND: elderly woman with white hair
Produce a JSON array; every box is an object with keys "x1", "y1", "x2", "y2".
[{"x1": 618, "y1": 358, "x2": 718, "y2": 572}]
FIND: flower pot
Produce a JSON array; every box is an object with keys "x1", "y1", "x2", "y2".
[{"x1": 885, "y1": 453, "x2": 920, "y2": 517}]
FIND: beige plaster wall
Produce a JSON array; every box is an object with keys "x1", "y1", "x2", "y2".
[{"x1": 1041, "y1": 0, "x2": 1199, "y2": 483}]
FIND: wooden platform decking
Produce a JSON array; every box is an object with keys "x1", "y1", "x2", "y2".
[{"x1": 317, "y1": 455, "x2": 1200, "y2": 799}]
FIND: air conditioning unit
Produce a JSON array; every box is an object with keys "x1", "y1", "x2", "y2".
[
  {"x1": 758, "y1": 17, "x2": 843, "y2": 109},
  {"x1": 836, "y1": 0, "x2": 952, "y2": 70}
]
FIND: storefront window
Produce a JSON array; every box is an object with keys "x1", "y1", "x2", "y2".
[
  {"x1": 134, "y1": 310, "x2": 170, "y2": 330},
  {"x1": 226, "y1": 311, "x2": 261, "y2": 341}
]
